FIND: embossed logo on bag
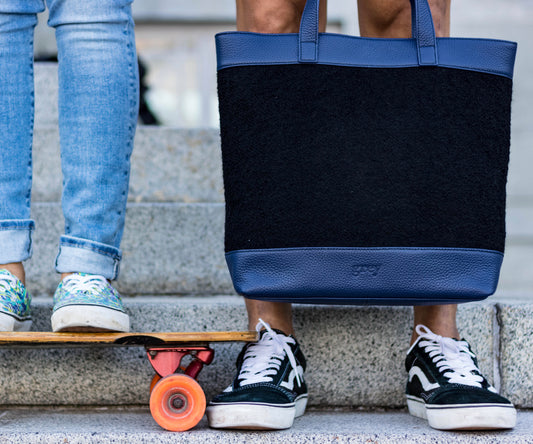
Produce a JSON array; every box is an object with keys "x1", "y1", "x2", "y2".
[{"x1": 352, "y1": 264, "x2": 381, "y2": 277}]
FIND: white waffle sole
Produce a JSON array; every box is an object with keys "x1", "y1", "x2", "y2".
[
  {"x1": 207, "y1": 395, "x2": 307, "y2": 430},
  {"x1": 51, "y1": 304, "x2": 130, "y2": 332},
  {"x1": 0, "y1": 312, "x2": 32, "y2": 332},
  {"x1": 407, "y1": 395, "x2": 517, "y2": 430}
]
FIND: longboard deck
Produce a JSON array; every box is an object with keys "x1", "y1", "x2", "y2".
[{"x1": 0, "y1": 331, "x2": 258, "y2": 348}]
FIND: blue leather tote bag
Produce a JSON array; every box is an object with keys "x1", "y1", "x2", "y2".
[{"x1": 215, "y1": 0, "x2": 517, "y2": 305}]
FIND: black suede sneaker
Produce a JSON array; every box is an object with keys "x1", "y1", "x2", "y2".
[
  {"x1": 206, "y1": 319, "x2": 308, "y2": 429},
  {"x1": 406, "y1": 324, "x2": 516, "y2": 430}
]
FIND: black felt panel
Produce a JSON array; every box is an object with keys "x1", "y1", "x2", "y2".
[{"x1": 218, "y1": 65, "x2": 512, "y2": 253}]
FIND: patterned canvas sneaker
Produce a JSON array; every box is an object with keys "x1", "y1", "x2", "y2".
[
  {"x1": 51, "y1": 272, "x2": 130, "y2": 332},
  {"x1": 207, "y1": 319, "x2": 308, "y2": 430},
  {"x1": 0, "y1": 269, "x2": 32, "y2": 331},
  {"x1": 406, "y1": 324, "x2": 516, "y2": 430}
]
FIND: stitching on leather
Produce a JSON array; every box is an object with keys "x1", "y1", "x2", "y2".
[{"x1": 226, "y1": 247, "x2": 504, "y2": 256}]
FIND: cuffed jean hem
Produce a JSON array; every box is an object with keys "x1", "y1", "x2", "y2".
[
  {"x1": 55, "y1": 235, "x2": 122, "y2": 280},
  {"x1": 0, "y1": 220, "x2": 35, "y2": 264}
]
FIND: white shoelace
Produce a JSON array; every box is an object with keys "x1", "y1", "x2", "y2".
[
  {"x1": 237, "y1": 318, "x2": 302, "y2": 387},
  {"x1": 62, "y1": 273, "x2": 108, "y2": 292},
  {"x1": 415, "y1": 324, "x2": 484, "y2": 388},
  {"x1": 0, "y1": 272, "x2": 17, "y2": 292}
]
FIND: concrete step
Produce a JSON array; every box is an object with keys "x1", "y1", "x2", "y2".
[
  {"x1": 33, "y1": 126, "x2": 223, "y2": 203},
  {"x1": 1, "y1": 295, "x2": 532, "y2": 409},
  {"x1": 26, "y1": 203, "x2": 231, "y2": 296},
  {"x1": 1, "y1": 408, "x2": 532, "y2": 443},
  {"x1": 35, "y1": 63, "x2": 57, "y2": 127},
  {"x1": 21, "y1": 202, "x2": 533, "y2": 295}
]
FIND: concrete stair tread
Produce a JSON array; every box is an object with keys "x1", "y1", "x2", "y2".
[
  {"x1": 26, "y1": 202, "x2": 231, "y2": 295},
  {"x1": 33, "y1": 126, "x2": 223, "y2": 203},
  {"x1": 0, "y1": 408, "x2": 532, "y2": 443},
  {"x1": 1, "y1": 296, "x2": 532, "y2": 408}
]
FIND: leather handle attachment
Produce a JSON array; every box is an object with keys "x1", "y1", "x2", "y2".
[{"x1": 299, "y1": 0, "x2": 438, "y2": 66}]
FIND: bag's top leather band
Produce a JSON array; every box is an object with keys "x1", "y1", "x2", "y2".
[
  {"x1": 299, "y1": 0, "x2": 438, "y2": 65},
  {"x1": 215, "y1": 32, "x2": 517, "y2": 79}
]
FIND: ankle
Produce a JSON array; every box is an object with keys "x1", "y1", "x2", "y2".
[
  {"x1": 245, "y1": 300, "x2": 295, "y2": 335},
  {"x1": 411, "y1": 305, "x2": 459, "y2": 345},
  {"x1": 61, "y1": 272, "x2": 75, "y2": 281},
  {"x1": 253, "y1": 323, "x2": 294, "y2": 337},
  {"x1": 411, "y1": 322, "x2": 460, "y2": 345},
  {"x1": 0, "y1": 262, "x2": 26, "y2": 286}
]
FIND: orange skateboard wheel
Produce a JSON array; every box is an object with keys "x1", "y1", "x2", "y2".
[
  {"x1": 149, "y1": 374, "x2": 206, "y2": 432},
  {"x1": 149, "y1": 374, "x2": 162, "y2": 394}
]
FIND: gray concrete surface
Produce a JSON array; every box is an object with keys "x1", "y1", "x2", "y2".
[
  {"x1": 34, "y1": 63, "x2": 57, "y2": 126},
  {"x1": 26, "y1": 203, "x2": 232, "y2": 296},
  {"x1": 498, "y1": 245, "x2": 533, "y2": 294},
  {"x1": 0, "y1": 408, "x2": 532, "y2": 443},
  {"x1": 498, "y1": 303, "x2": 533, "y2": 408},
  {"x1": 0, "y1": 296, "x2": 512, "y2": 407},
  {"x1": 33, "y1": 125, "x2": 223, "y2": 203}
]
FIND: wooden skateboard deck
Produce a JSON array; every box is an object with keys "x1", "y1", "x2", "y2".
[
  {"x1": 0, "y1": 331, "x2": 257, "y2": 347},
  {"x1": 0, "y1": 330, "x2": 258, "y2": 432}
]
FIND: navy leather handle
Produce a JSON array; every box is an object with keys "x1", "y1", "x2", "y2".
[
  {"x1": 410, "y1": 0, "x2": 438, "y2": 64},
  {"x1": 299, "y1": 0, "x2": 438, "y2": 65}
]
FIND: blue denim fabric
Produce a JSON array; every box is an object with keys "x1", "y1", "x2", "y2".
[{"x1": 0, "y1": 0, "x2": 139, "y2": 279}]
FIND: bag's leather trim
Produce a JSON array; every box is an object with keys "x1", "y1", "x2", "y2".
[
  {"x1": 225, "y1": 247, "x2": 503, "y2": 305},
  {"x1": 298, "y1": 0, "x2": 438, "y2": 65},
  {"x1": 215, "y1": 33, "x2": 517, "y2": 79}
]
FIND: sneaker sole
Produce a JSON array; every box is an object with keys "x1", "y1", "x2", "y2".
[
  {"x1": 407, "y1": 396, "x2": 517, "y2": 430},
  {"x1": 207, "y1": 395, "x2": 308, "y2": 430},
  {"x1": 51, "y1": 305, "x2": 130, "y2": 332},
  {"x1": 0, "y1": 312, "x2": 32, "y2": 332}
]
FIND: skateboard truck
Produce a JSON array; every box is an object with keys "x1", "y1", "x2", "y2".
[{"x1": 146, "y1": 345, "x2": 215, "y2": 379}]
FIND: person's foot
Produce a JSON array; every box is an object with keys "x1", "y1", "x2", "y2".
[
  {"x1": 207, "y1": 319, "x2": 307, "y2": 430},
  {"x1": 51, "y1": 272, "x2": 130, "y2": 332},
  {"x1": 406, "y1": 324, "x2": 516, "y2": 430},
  {"x1": 0, "y1": 269, "x2": 32, "y2": 331}
]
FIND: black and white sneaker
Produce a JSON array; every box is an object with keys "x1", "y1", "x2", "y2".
[
  {"x1": 206, "y1": 319, "x2": 308, "y2": 429},
  {"x1": 406, "y1": 324, "x2": 516, "y2": 430}
]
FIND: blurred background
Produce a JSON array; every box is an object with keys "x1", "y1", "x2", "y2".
[{"x1": 34, "y1": 0, "x2": 533, "y2": 296}]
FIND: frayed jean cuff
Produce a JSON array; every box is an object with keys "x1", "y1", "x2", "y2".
[
  {"x1": 55, "y1": 235, "x2": 121, "y2": 280},
  {"x1": 0, "y1": 219, "x2": 35, "y2": 263}
]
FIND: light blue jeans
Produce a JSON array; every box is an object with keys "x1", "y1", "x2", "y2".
[{"x1": 0, "y1": 0, "x2": 138, "y2": 280}]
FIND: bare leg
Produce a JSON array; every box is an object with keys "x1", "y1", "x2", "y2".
[
  {"x1": 236, "y1": 0, "x2": 327, "y2": 33},
  {"x1": 357, "y1": 0, "x2": 450, "y2": 38},
  {"x1": 237, "y1": 0, "x2": 326, "y2": 334},
  {"x1": 245, "y1": 299, "x2": 295, "y2": 334},
  {"x1": 412, "y1": 304, "x2": 459, "y2": 342}
]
